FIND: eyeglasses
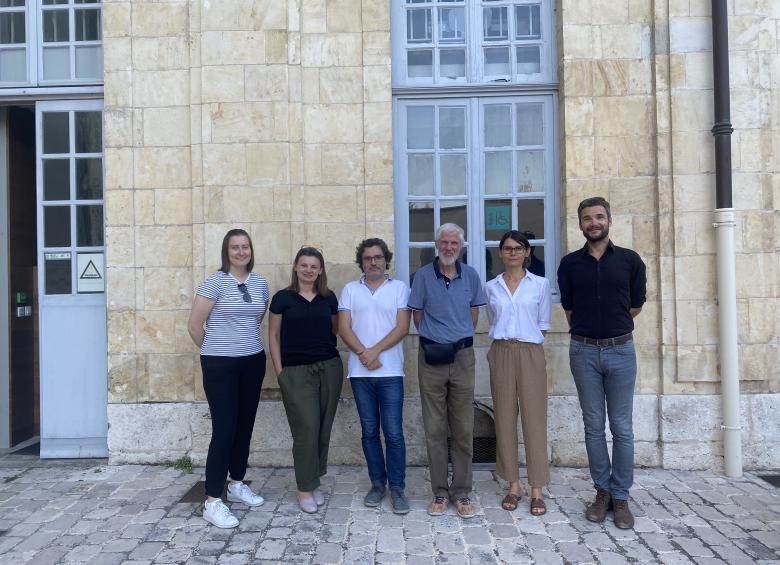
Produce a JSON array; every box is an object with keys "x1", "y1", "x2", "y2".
[
  {"x1": 362, "y1": 255, "x2": 386, "y2": 264},
  {"x1": 237, "y1": 283, "x2": 252, "y2": 303},
  {"x1": 501, "y1": 246, "x2": 527, "y2": 254}
]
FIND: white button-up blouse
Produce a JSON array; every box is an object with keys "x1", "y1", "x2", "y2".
[{"x1": 484, "y1": 271, "x2": 552, "y2": 344}]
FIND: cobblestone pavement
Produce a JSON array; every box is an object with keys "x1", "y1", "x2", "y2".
[{"x1": 0, "y1": 454, "x2": 778, "y2": 564}]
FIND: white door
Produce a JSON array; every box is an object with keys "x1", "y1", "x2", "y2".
[{"x1": 36, "y1": 99, "x2": 107, "y2": 458}]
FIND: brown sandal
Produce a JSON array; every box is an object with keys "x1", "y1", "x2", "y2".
[
  {"x1": 530, "y1": 497, "x2": 547, "y2": 516},
  {"x1": 501, "y1": 493, "x2": 520, "y2": 511}
]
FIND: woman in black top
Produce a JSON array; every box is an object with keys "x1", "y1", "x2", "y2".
[{"x1": 268, "y1": 247, "x2": 343, "y2": 513}]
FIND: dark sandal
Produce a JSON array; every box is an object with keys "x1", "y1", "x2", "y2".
[
  {"x1": 501, "y1": 493, "x2": 520, "y2": 511},
  {"x1": 530, "y1": 497, "x2": 547, "y2": 516}
]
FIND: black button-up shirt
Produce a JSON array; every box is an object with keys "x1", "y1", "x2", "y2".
[{"x1": 557, "y1": 241, "x2": 646, "y2": 339}]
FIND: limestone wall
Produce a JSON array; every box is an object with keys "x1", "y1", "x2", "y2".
[{"x1": 104, "y1": 1, "x2": 780, "y2": 470}]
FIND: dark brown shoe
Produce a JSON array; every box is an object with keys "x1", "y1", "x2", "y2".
[
  {"x1": 585, "y1": 488, "x2": 611, "y2": 523},
  {"x1": 612, "y1": 499, "x2": 635, "y2": 529}
]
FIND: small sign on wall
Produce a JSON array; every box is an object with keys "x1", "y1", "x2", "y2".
[{"x1": 77, "y1": 253, "x2": 105, "y2": 294}]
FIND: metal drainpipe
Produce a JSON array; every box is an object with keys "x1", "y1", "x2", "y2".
[{"x1": 710, "y1": 0, "x2": 742, "y2": 477}]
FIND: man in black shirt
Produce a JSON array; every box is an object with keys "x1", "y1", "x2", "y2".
[{"x1": 557, "y1": 197, "x2": 646, "y2": 529}]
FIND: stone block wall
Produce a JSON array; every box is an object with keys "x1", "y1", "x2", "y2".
[{"x1": 105, "y1": 0, "x2": 780, "y2": 470}]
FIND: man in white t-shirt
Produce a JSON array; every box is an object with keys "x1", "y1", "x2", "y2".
[{"x1": 338, "y1": 238, "x2": 411, "y2": 514}]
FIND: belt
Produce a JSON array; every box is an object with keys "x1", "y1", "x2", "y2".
[
  {"x1": 571, "y1": 333, "x2": 632, "y2": 346},
  {"x1": 419, "y1": 336, "x2": 473, "y2": 349}
]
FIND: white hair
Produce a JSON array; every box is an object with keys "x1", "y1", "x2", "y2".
[{"x1": 435, "y1": 223, "x2": 465, "y2": 245}]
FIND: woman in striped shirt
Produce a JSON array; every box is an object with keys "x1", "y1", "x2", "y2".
[{"x1": 188, "y1": 228, "x2": 270, "y2": 529}]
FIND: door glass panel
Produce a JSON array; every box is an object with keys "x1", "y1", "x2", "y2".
[
  {"x1": 439, "y1": 154, "x2": 466, "y2": 196},
  {"x1": 76, "y1": 157, "x2": 102, "y2": 199},
  {"x1": 407, "y1": 49, "x2": 432, "y2": 78},
  {"x1": 75, "y1": 111, "x2": 102, "y2": 153},
  {"x1": 439, "y1": 107, "x2": 465, "y2": 149},
  {"x1": 0, "y1": 12, "x2": 25, "y2": 43},
  {"x1": 516, "y1": 46, "x2": 541, "y2": 75},
  {"x1": 526, "y1": 244, "x2": 545, "y2": 276},
  {"x1": 0, "y1": 1, "x2": 26, "y2": 7},
  {"x1": 483, "y1": 7, "x2": 508, "y2": 41},
  {"x1": 486, "y1": 246, "x2": 500, "y2": 281},
  {"x1": 485, "y1": 151, "x2": 511, "y2": 194},
  {"x1": 407, "y1": 106, "x2": 434, "y2": 149},
  {"x1": 409, "y1": 247, "x2": 435, "y2": 284},
  {"x1": 43, "y1": 159, "x2": 70, "y2": 200},
  {"x1": 516, "y1": 150, "x2": 543, "y2": 192},
  {"x1": 76, "y1": 204, "x2": 103, "y2": 246},
  {"x1": 441, "y1": 200, "x2": 467, "y2": 239},
  {"x1": 484, "y1": 47, "x2": 509, "y2": 75},
  {"x1": 44, "y1": 205, "x2": 71, "y2": 247},
  {"x1": 516, "y1": 103, "x2": 543, "y2": 145},
  {"x1": 515, "y1": 4, "x2": 541, "y2": 39},
  {"x1": 42, "y1": 112, "x2": 69, "y2": 154},
  {"x1": 407, "y1": 8, "x2": 432, "y2": 42},
  {"x1": 409, "y1": 201, "x2": 434, "y2": 242},
  {"x1": 0, "y1": 49, "x2": 25, "y2": 81},
  {"x1": 484, "y1": 199, "x2": 511, "y2": 241},
  {"x1": 43, "y1": 9, "x2": 69, "y2": 42},
  {"x1": 439, "y1": 7, "x2": 464, "y2": 43},
  {"x1": 43, "y1": 46, "x2": 69, "y2": 79},
  {"x1": 484, "y1": 104, "x2": 511, "y2": 147},
  {"x1": 75, "y1": 8, "x2": 100, "y2": 41},
  {"x1": 517, "y1": 198, "x2": 544, "y2": 239},
  {"x1": 45, "y1": 258, "x2": 71, "y2": 294},
  {"x1": 75, "y1": 45, "x2": 101, "y2": 78},
  {"x1": 408, "y1": 154, "x2": 434, "y2": 196},
  {"x1": 439, "y1": 49, "x2": 465, "y2": 79}
]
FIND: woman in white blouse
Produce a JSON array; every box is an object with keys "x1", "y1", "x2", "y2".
[{"x1": 485, "y1": 231, "x2": 552, "y2": 516}]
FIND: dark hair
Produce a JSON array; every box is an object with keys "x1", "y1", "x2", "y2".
[
  {"x1": 355, "y1": 238, "x2": 393, "y2": 272},
  {"x1": 287, "y1": 247, "x2": 330, "y2": 297},
  {"x1": 499, "y1": 230, "x2": 532, "y2": 269},
  {"x1": 577, "y1": 196, "x2": 612, "y2": 222},
  {"x1": 219, "y1": 229, "x2": 254, "y2": 274}
]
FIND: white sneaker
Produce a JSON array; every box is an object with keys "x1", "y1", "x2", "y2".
[
  {"x1": 203, "y1": 499, "x2": 239, "y2": 528},
  {"x1": 226, "y1": 481, "x2": 265, "y2": 507}
]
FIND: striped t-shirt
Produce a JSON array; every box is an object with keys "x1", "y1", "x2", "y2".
[{"x1": 196, "y1": 271, "x2": 270, "y2": 357}]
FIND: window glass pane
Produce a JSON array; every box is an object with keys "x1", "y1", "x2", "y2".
[
  {"x1": 0, "y1": 49, "x2": 25, "y2": 81},
  {"x1": 43, "y1": 0, "x2": 69, "y2": 4},
  {"x1": 484, "y1": 151, "x2": 511, "y2": 194},
  {"x1": 483, "y1": 7, "x2": 508, "y2": 41},
  {"x1": 516, "y1": 150, "x2": 544, "y2": 192},
  {"x1": 408, "y1": 154, "x2": 434, "y2": 196},
  {"x1": 407, "y1": 8, "x2": 432, "y2": 43},
  {"x1": 515, "y1": 4, "x2": 542, "y2": 39},
  {"x1": 407, "y1": 49, "x2": 432, "y2": 78},
  {"x1": 43, "y1": 9, "x2": 69, "y2": 42},
  {"x1": 484, "y1": 104, "x2": 511, "y2": 147},
  {"x1": 440, "y1": 154, "x2": 466, "y2": 196},
  {"x1": 439, "y1": 49, "x2": 465, "y2": 79},
  {"x1": 43, "y1": 46, "x2": 69, "y2": 80},
  {"x1": 439, "y1": 7, "x2": 464, "y2": 43},
  {"x1": 0, "y1": 1, "x2": 26, "y2": 7},
  {"x1": 486, "y1": 246, "x2": 500, "y2": 281},
  {"x1": 75, "y1": 0, "x2": 100, "y2": 3},
  {"x1": 42, "y1": 112, "x2": 69, "y2": 154},
  {"x1": 409, "y1": 247, "x2": 435, "y2": 285},
  {"x1": 441, "y1": 200, "x2": 467, "y2": 240},
  {"x1": 407, "y1": 106, "x2": 434, "y2": 149},
  {"x1": 75, "y1": 45, "x2": 102, "y2": 78},
  {"x1": 484, "y1": 198, "x2": 511, "y2": 244},
  {"x1": 516, "y1": 103, "x2": 543, "y2": 146},
  {"x1": 409, "y1": 201, "x2": 434, "y2": 242},
  {"x1": 517, "y1": 198, "x2": 544, "y2": 239},
  {"x1": 45, "y1": 258, "x2": 71, "y2": 295},
  {"x1": 484, "y1": 46, "x2": 509, "y2": 75},
  {"x1": 44, "y1": 205, "x2": 71, "y2": 247},
  {"x1": 75, "y1": 8, "x2": 100, "y2": 41},
  {"x1": 75, "y1": 111, "x2": 102, "y2": 153},
  {"x1": 526, "y1": 244, "x2": 545, "y2": 276},
  {"x1": 76, "y1": 158, "x2": 102, "y2": 199},
  {"x1": 76, "y1": 204, "x2": 103, "y2": 246},
  {"x1": 43, "y1": 159, "x2": 70, "y2": 200},
  {"x1": 439, "y1": 107, "x2": 465, "y2": 149},
  {"x1": 516, "y1": 46, "x2": 541, "y2": 75},
  {"x1": 0, "y1": 12, "x2": 25, "y2": 43}
]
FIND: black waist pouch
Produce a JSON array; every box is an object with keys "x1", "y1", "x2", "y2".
[{"x1": 419, "y1": 336, "x2": 472, "y2": 365}]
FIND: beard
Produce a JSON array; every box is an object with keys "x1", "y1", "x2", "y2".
[
  {"x1": 583, "y1": 225, "x2": 609, "y2": 242},
  {"x1": 438, "y1": 252, "x2": 458, "y2": 267}
]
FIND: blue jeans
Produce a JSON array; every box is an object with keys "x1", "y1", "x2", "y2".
[
  {"x1": 350, "y1": 376, "x2": 406, "y2": 490},
  {"x1": 569, "y1": 340, "x2": 636, "y2": 501}
]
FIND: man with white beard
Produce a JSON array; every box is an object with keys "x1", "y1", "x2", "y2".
[{"x1": 407, "y1": 223, "x2": 486, "y2": 519}]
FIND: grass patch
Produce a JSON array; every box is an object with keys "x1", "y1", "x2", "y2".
[
  {"x1": 170, "y1": 455, "x2": 193, "y2": 474},
  {"x1": 3, "y1": 474, "x2": 20, "y2": 483}
]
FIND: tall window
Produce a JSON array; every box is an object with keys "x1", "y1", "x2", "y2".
[
  {"x1": 392, "y1": 0, "x2": 559, "y2": 294},
  {"x1": 0, "y1": 0, "x2": 103, "y2": 87}
]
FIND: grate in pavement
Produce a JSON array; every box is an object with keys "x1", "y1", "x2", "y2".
[
  {"x1": 178, "y1": 480, "x2": 252, "y2": 503},
  {"x1": 758, "y1": 475, "x2": 780, "y2": 488}
]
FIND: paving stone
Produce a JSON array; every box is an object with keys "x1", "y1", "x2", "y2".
[
  {"x1": 129, "y1": 541, "x2": 166, "y2": 560},
  {"x1": 254, "y1": 539, "x2": 286, "y2": 560}
]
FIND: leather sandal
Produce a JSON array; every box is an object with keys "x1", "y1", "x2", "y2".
[
  {"x1": 501, "y1": 493, "x2": 520, "y2": 511},
  {"x1": 530, "y1": 497, "x2": 547, "y2": 516}
]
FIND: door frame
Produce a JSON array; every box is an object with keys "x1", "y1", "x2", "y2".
[{"x1": 0, "y1": 108, "x2": 9, "y2": 449}]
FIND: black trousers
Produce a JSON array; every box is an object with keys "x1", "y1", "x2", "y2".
[{"x1": 201, "y1": 351, "x2": 266, "y2": 498}]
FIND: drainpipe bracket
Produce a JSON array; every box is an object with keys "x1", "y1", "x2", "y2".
[
  {"x1": 720, "y1": 425, "x2": 742, "y2": 431},
  {"x1": 711, "y1": 122, "x2": 734, "y2": 136},
  {"x1": 712, "y1": 220, "x2": 736, "y2": 228}
]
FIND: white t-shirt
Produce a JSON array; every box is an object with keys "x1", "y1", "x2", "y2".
[
  {"x1": 338, "y1": 277, "x2": 410, "y2": 378},
  {"x1": 484, "y1": 271, "x2": 551, "y2": 344}
]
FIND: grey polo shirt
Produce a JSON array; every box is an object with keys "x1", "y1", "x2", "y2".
[{"x1": 407, "y1": 259, "x2": 487, "y2": 344}]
